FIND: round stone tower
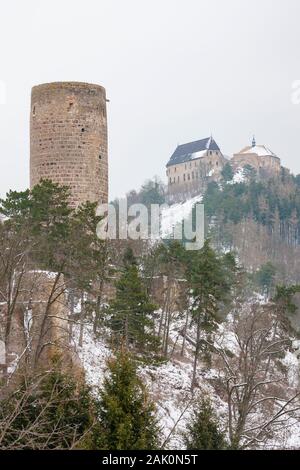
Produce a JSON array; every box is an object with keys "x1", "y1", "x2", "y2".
[{"x1": 30, "y1": 82, "x2": 108, "y2": 207}]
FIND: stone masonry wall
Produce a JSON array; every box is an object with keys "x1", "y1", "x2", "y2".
[{"x1": 30, "y1": 82, "x2": 108, "y2": 207}]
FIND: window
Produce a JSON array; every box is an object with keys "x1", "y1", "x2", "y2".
[
  {"x1": 178, "y1": 176, "x2": 180, "y2": 182},
  {"x1": 174, "y1": 167, "x2": 176, "y2": 172},
  {"x1": 183, "y1": 174, "x2": 186, "y2": 181},
  {"x1": 188, "y1": 173, "x2": 190, "y2": 180},
  {"x1": 192, "y1": 172, "x2": 194, "y2": 179},
  {"x1": 169, "y1": 177, "x2": 172, "y2": 184}
]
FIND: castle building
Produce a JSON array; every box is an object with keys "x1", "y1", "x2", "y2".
[
  {"x1": 166, "y1": 136, "x2": 226, "y2": 200},
  {"x1": 231, "y1": 137, "x2": 281, "y2": 176},
  {"x1": 30, "y1": 82, "x2": 108, "y2": 207}
]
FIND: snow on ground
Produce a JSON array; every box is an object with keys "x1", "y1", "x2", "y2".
[
  {"x1": 229, "y1": 167, "x2": 246, "y2": 184},
  {"x1": 73, "y1": 318, "x2": 217, "y2": 449},
  {"x1": 282, "y1": 350, "x2": 300, "y2": 387},
  {"x1": 73, "y1": 324, "x2": 110, "y2": 388},
  {"x1": 73, "y1": 310, "x2": 300, "y2": 450},
  {"x1": 160, "y1": 194, "x2": 203, "y2": 238},
  {"x1": 140, "y1": 359, "x2": 195, "y2": 449}
]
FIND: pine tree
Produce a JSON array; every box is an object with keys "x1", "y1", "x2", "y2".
[
  {"x1": 139, "y1": 178, "x2": 165, "y2": 207},
  {"x1": 0, "y1": 179, "x2": 73, "y2": 272},
  {"x1": 221, "y1": 162, "x2": 234, "y2": 182},
  {"x1": 273, "y1": 284, "x2": 300, "y2": 332},
  {"x1": 109, "y1": 248, "x2": 157, "y2": 351},
  {"x1": 186, "y1": 240, "x2": 235, "y2": 389},
  {"x1": 68, "y1": 201, "x2": 111, "y2": 338},
  {"x1": 184, "y1": 398, "x2": 226, "y2": 450},
  {"x1": 95, "y1": 350, "x2": 160, "y2": 450},
  {"x1": 255, "y1": 262, "x2": 276, "y2": 298}
]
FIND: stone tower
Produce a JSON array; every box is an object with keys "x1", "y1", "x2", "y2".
[{"x1": 30, "y1": 82, "x2": 108, "y2": 207}]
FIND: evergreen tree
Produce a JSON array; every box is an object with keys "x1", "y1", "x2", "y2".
[
  {"x1": 68, "y1": 201, "x2": 111, "y2": 336},
  {"x1": 0, "y1": 179, "x2": 73, "y2": 272},
  {"x1": 273, "y1": 284, "x2": 300, "y2": 332},
  {"x1": 29, "y1": 179, "x2": 72, "y2": 271},
  {"x1": 139, "y1": 178, "x2": 165, "y2": 207},
  {"x1": 184, "y1": 398, "x2": 226, "y2": 450},
  {"x1": 243, "y1": 164, "x2": 257, "y2": 181},
  {"x1": 221, "y1": 162, "x2": 234, "y2": 182},
  {"x1": 109, "y1": 248, "x2": 157, "y2": 351},
  {"x1": 186, "y1": 240, "x2": 235, "y2": 388},
  {"x1": 95, "y1": 350, "x2": 160, "y2": 450},
  {"x1": 255, "y1": 262, "x2": 276, "y2": 298}
]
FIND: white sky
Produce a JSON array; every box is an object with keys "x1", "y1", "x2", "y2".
[{"x1": 1, "y1": 0, "x2": 300, "y2": 200}]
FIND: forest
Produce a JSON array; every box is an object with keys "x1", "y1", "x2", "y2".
[{"x1": 0, "y1": 177, "x2": 300, "y2": 449}]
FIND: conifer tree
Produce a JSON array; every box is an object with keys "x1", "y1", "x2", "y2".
[
  {"x1": 273, "y1": 284, "x2": 300, "y2": 332},
  {"x1": 221, "y1": 162, "x2": 234, "y2": 182},
  {"x1": 109, "y1": 248, "x2": 157, "y2": 351},
  {"x1": 95, "y1": 350, "x2": 160, "y2": 450},
  {"x1": 184, "y1": 398, "x2": 226, "y2": 450},
  {"x1": 255, "y1": 261, "x2": 276, "y2": 298},
  {"x1": 186, "y1": 240, "x2": 235, "y2": 389},
  {"x1": 0, "y1": 179, "x2": 73, "y2": 272}
]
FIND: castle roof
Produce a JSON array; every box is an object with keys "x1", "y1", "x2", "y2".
[
  {"x1": 238, "y1": 144, "x2": 278, "y2": 158},
  {"x1": 166, "y1": 137, "x2": 221, "y2": 167}
]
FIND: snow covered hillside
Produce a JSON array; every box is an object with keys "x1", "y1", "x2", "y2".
[
  {"x1": 160, "y1": 194, "x2": 203, "y2": 239},
  {"x1": 74, "y1": 304, "x2": 300, "y2": 450},
  {"x1": 74, "y1": 319, "x2": 220, "y2": 449}
]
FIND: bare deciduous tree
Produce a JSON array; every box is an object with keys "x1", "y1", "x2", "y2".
[{"x1": 212, "y1": 303, "x2": 300, "y2": 448}]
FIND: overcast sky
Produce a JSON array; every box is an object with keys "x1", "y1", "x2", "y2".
[{"x1": 1, "y1": 0, "x2": 300, "y2": 200}]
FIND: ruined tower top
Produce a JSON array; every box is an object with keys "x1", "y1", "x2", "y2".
[{"x1": 30, "y1": 81, "x2": 108, "y2": 207}]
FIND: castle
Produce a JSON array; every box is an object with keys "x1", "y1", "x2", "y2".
[
  {"x1": 30, "y1": 82, "x2": 109, "y2": 207},
  {"x1": 231, "y1": 137, "x2": 281, "y2": 176},
  {"x1": 0, "y1": 82, "x2": 284, "y2": 379},
  {"x1": 166, "y1": 137, "x2": 226, "y2": 201},
  {"x1": 166, "y1": 136, "x2": 281, "y2": 201}
]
